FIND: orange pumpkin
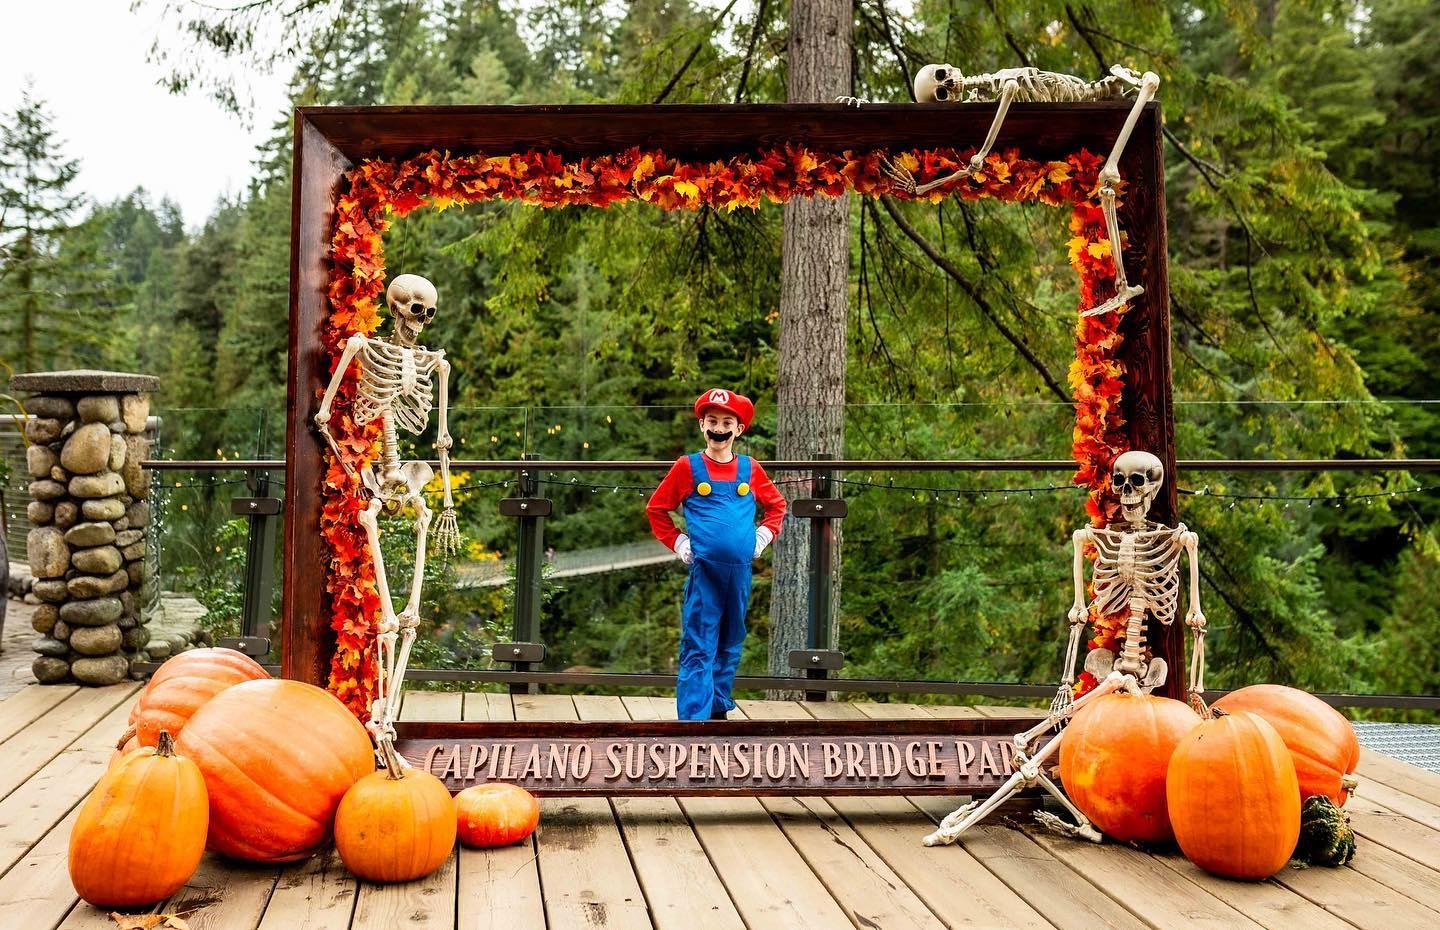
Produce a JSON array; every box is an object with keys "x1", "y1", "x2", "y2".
[
  {"x1": 335, "y1": 746, "x2": 456, "y2": 882},
  {"x1": 1212, "y1": 684, "x2": 1359, "y2": 805},
  {"x1": 177, "y1": 679, "x2": 373, "y2": 863},
  {"x1": 1059, "y1": 692, "x2": 1200, "y2": 844},
  {"x1": 130, "y1": 647, "x2": 269, "y2": 747},
  {"x1": 1167, "y1": 711, "x2": 1301, "y2": 880},
  {"x1": 456, "y1": 783, "x2": 540, "y2": 848},
  {"x1": 69, "y1": 731, "x2": 209, "y2": 907}
]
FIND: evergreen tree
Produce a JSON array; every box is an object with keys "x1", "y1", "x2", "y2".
[{"x1": 0, "y1": 88, "x2": 108, "y2": 370}]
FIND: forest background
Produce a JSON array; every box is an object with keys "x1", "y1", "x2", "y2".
[{"x1": 1, "y1": 0, "x2": 1436, "y2": 710}]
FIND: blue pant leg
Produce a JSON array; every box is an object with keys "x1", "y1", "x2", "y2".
[
  {"x1": 710, "y1": 561, "x2": 753, "y2": 715},
  {"x1": 677, "y1": 560, "x2": 721, "y2": 721}
]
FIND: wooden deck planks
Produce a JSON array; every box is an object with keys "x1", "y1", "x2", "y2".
[
  {"x1": 3, "y1": 688, "x2": 1440, "y2": 930},
  {"x1": 740, "y1": 699, "x2": 949, "y2": 930},
  {"x1": 0, "y1": 689, "x2": 135, "y2": 880},
  {"x1": 577, "y1": 694, "x2": 746, "y2": 930},
  {"x1": 806, "y1": 699, "x2": 1062, "y2": 930},
  {"x1": 0, "y1": 684, "x2": 139, "y2": 802},
  {"x1": 348, "y1": 690, "x2": 460, "y2": 930},
  {"x1": 517, "y1": 692, "x2": 652, "y2": 930},
  {"x1": 0, "y1": 684, "x2": 82, "y2": 745},
  {"x1": 455, "y1": 689, "x2": 546, "y2": 930}
]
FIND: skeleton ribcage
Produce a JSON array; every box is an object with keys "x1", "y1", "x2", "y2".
[
  {"x1": 1088, "y1": 526, "x2": 1184, "y2": 624},
  {"x1": 975, "y1": 69, "x2": 1129, "y2": 103},
  {"x1": 352, "y1": 340, "x2": 437, "y2": 436}
]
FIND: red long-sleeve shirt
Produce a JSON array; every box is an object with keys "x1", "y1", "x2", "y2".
[{"x1": 646, "y1": 454, "x2": 786, "y2": 550}]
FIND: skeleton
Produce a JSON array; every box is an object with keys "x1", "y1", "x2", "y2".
[
  {"x1": 855, "y1": 63, "x2": 1160, "y2": 318},
  {"x1": 314, "y1": 273, "x2": 462, "y2": 753},
  {"x1": 922, "y1": 450, "x2": 1207, "y2": 847}
]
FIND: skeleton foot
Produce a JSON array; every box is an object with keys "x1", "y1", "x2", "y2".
[
  {"x1": 922, "y1": 800, "x2": 981, "y2": 847},
  {"x1": 1035, "y1": 810, "x2": 1104, "y2": 843},
  {"x1": 1080, "y1": 284, "x2": 1143, "y2": 318},
  {"x1": 433, "y1": 506, "x2": 461, "y2": 557},
  {"x1": 879, "y1": 155, "x2": 918, "y2": 195}
]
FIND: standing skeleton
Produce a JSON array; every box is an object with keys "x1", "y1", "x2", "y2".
[
  {"x1": 923, "y1": 451, "x2": 1207, "y2": 847},
  {"x1": 315, "y1": 273, "x2": 462, "y2": 751},
  {"x1": 855, "y1": 62, "x2": 1160, "y2": 318}
]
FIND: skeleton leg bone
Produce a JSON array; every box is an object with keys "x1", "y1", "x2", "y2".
[
  {"x1": 1081, "y1": 70, "x2": 1160, "y2": 318},
  {"x1": 925, "y1": 671, "x2": 1132, "y2": 846},
  {"x1": 357, "y1": 496, "x2": 399, "y2": 748}
]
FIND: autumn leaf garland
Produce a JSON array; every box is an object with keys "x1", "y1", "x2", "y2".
[{"x1": 321, "y1": 143, "x2": 1131, "y2": 718}]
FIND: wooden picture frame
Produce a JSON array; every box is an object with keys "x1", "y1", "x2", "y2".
[{"x1": 282, "y1": 103, "x2": 1176, "y2": 718}]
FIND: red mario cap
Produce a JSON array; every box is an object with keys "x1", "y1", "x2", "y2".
[{"x1": 694, "y1": 388, "x2": 754, "y2": 429}]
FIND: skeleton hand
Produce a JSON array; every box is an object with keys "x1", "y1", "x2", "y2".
[
  {"x1": 835, "y1": 95, "x2": 868, "y2": 107},
  {"x1": 878, "y1": 156, "x2": 919, "y2": 195},
  {"x1": 433, "y1": 506, "x2": 461, "y2": 558},
  {"x1": 675, "y1": 534, "x2": 694, "y2": 565},
  {"x1": 1048, "y1": 682, "x2": 1073, "y2": 720},
  {"x1": 753, "y1": 526, "x2": 773, "y2": 559}
]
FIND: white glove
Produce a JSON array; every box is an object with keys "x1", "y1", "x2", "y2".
[
  {"x1": 675, "y1": 534, "x2": 693, "y2": 565},
  {"x1": 753, "y1": 526, "x2": 773, "y2": 558}
]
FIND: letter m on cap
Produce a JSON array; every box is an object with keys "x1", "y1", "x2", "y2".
[{"x1": 708, "y1": 389, "x2": 729, "y2": 404}]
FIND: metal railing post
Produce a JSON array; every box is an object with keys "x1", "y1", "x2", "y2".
[
  {"x1": 498, "y1": 452, "x2": 550, "y2": 695},
  {"x1": 791, "y1": 452, "x2": 846, "y2": 700},
  {"x1": 226, "y1": 467, "x2": 280, "y2": 658}
]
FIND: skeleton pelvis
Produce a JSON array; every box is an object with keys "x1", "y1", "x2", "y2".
[
  {"x1": 1084, "y1": 648, "x2": 1168, "y2": 693},
  {"x1": 361, "y1": 461, "x2": 434, "y2": 513}
]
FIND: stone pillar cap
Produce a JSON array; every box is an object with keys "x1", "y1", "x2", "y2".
[{"x1": 10, "y1": 370, "x2": 160, "y2": 394}]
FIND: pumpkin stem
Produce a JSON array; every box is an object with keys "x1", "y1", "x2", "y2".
[
  {"x1": 116, "y1": 725, "x2": 137, "y2": 752},
  {"x1": 156, "y1": 730, "x2": 176, "y2": 757},
  {"x1": 378, "y1": 737, "x2": 407, "y2": 779},
  {"x1": 1341, "y1": 774, "x2": 1359, "y2": 796}
]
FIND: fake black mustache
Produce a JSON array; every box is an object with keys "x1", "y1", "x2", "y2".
[{"x1": 705, "y1": 430, "x2": 734, "y2": 443}]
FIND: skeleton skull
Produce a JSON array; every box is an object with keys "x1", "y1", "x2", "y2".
[
  {"x1": 386, "y1": 274, "x2": 438, "y2": 345},
  {"x1": 1111, "y1": 450, "x2": 1163, "y2": 522},
  {"x1": 914, "y1": 64, "x2": 962, "y2": 102}
]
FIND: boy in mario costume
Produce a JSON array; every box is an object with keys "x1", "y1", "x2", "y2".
[{"x1": 647, "y1": 388, "x2": 787, "y2": 720}]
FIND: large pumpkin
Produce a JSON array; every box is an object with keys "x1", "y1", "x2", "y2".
[
  {"x1": 335, "y1": 750, "x2": 456, "y2": 882},
  {"x1": 130, "y1": 647, "x2": 269, "y2": 747},
  {"x1": 176, "y1": 679, "x2": 373, "y2": 862},
  {"x1": 456, "y1": 783, "x2": 540, "y2": 848},
  {"x1": 1167, "y1": 711, "x2": 1301, "y2": 880},
  {"x1": 1211, "y1": 684, "x2": 1359, "y2": 805},
  {"x1": 69, "y1": 732, "x2": 209, "y2": 907},
  {"x1": 1059, "y1": 692, "x2": 1200, "y2": 844}
]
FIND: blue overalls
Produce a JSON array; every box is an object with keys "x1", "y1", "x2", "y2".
[{"x1": 677, "y1": 452, "x2": 756, "y2": 721}]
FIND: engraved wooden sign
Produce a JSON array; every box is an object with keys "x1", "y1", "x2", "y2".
[{"x1": 394, "y1": 717, "x2": 1051, "y2": 796}]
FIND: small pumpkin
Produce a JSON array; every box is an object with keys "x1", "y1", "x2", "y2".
[
  {"x1": 456, "y1": 783, "x2": 540, "y2": 848},
  {"x1": 69, "y1": 731, "x2": 209, "y2": 907},
  {"x1": 177, "y1": 679, "x2": 373, "y2": 863},
  {"x1": 1211, "y1": 684, "x2": 1359, "y2": 806},
  {"x1": 129, "y1": 647, "x2": 269, "y2": 747},
  {"x1": 1294, "y1": 795, "x2": 1357, "y2": 867},
  {"x1": 1167, "y1": 710, "x2": 1300, "y2": 880},
  {"x1": 335, "y1": 743, "x2": 456, "y2": 882},
  {"x1": 1059, "y1": 692, "x2": 1200, "y2": 844}
]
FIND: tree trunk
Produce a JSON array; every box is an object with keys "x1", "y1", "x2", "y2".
[{"x1": 767, "y1": 0, "x2": 852, "y2": 698}]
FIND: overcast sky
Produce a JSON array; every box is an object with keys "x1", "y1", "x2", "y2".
[{"x1": 1, "y1": 1, "x2": 291, "y2": 229}]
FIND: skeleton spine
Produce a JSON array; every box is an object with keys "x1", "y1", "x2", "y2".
[{"x1": 380, "y1": 417, "x2": 402, "y2": 476}]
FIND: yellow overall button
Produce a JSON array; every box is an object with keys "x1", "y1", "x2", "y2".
[
  {"x1": 696, "y1": 482, "x2": 712, "y2": 496},
  {"x1": 737, "y1": 482, "x2": 750, "y2": 496}
]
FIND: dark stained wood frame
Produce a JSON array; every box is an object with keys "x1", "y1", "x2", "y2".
[{"x1": 283, "y1": 103, "x2": 1177, "y2": 700}]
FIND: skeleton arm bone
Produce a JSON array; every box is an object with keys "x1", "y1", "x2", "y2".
[
  {"x1": 432, "y1": 355, "x2": 461, "y2": 556},
  {"x1": 314, "y1": 334, "x2": 367, "y2": 483}
]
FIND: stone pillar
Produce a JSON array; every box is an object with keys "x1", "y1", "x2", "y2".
[{"x1": 13, "y1": 370, "x2": 158, "y2": 686}]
